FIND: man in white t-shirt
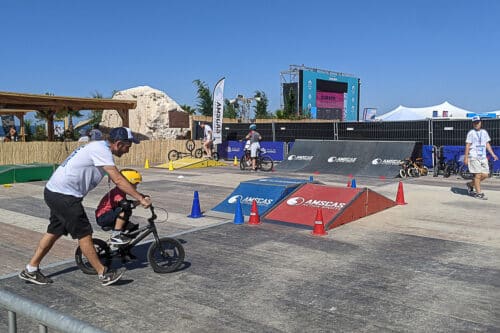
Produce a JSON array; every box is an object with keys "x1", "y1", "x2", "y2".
[
  {"x1": 464, "y1": 116, "x2": 498, "y2": 200},
  {"x1": 199, "y1": 122, "x2": 213, "y2": 158},
  {"x1": 19, "y1": 127, "x2": 152, "y2": 286}
]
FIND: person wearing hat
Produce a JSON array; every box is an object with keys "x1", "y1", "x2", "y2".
[
  {"x1": 244, "y1": 123, "x2": 262, "y2": 171},
  {"x1": 19, "y1": 127, "x2": 152, "y2": 286},
  {"x1": 464, "y1": 116, "x2": 498, "y2": 199}
]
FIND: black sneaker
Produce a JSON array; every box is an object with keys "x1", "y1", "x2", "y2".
[
  {"x1": 99, "y1": 267, "x2": 125, "y2": 286},
  {"x1": 19, "y1": 269, "x2": 53, "y2": 285},
  {"x1": 109, "y1": 233, "x2": 131, "y2": 245},
  {"x1": 466, "y1": 183, "x2": 475, "y2": 195},
  {"x1": 473, "y1": 192, "x2": 487, "y2": 200}
]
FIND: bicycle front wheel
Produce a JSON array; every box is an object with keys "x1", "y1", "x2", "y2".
[
  {"x1": 212, "y1": 152, "x2": 220, "y2": 161},
  {"x1": 75, "y1": 238, "x2": 111, "y2": 275},
  {"x1": 194, "y1": 148, "x2": 203, "y2": 159},
  {"x1": 259, "y1": 156, "x2": 273, "y2": 172},
  {"x1": 168, "y1": 150, "x2": 179, "y2": 161},
  {"x1": 147, "y1": 237, "x2": 185, "y2": 273}
]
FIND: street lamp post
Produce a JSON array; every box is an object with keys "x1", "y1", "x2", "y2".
[{"x1": 229, "y1": 94, "x2": 262, "y2": 122}]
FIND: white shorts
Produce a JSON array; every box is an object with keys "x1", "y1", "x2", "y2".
[
  {"x1": 468, "y1": 157, "x2": 489, "y2": 174},
  {"x1": 250, "y1": 143, "x2": 260, "y2": 158}
]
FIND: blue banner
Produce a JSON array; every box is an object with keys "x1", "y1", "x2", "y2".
[{"x1": 218, "y1": 141, "x2": 286, "y2": 161}]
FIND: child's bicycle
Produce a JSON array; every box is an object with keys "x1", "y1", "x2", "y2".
[
  {"x1": 239, "y1": 143, "x2": 273, "y2": 171},
  {"x1": 193, "y1": 141, "x2": 220, "y2": 161},
  {"x1": 75, "y1": 203, "x2": 185, "y2": 274}
]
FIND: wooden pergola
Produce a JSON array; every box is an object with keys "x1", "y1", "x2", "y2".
[{"x1": 0, "y1": 91, "x2": 137, "y2": 141}]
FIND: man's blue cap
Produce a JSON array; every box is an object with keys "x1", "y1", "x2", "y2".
[
  {"x1": 471, "y1": 116, "x2": 481, "y2": 122},
  {"x1": 109, "y1": 127, "x2": 139, "y2": 144}
]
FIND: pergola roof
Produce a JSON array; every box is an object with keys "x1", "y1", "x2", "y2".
[
  {"x1": 0, "y1": 91, "x2": 136, "y2": 112},
  {"x1": 0, "y1": 91, "x2": 136, "y2": 141}
]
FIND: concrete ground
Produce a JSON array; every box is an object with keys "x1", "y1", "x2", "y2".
[{"x1": 0, "y1": 163, "x2": 499, "y2": 332}]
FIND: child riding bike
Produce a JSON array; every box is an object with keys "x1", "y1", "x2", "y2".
[
  {"x1": 245, "y1": 123, "x2": 262, "y2": 171},
  {"x1": 95, "y1": 169, "x2": 146, "y2": 245}
]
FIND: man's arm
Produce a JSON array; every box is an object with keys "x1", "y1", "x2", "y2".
[
  {"x1": 103, "y1": 166, "x2": 151, "y2": 207},
  {"x1": 486, "y1": 143, "x2": 499, "y2": 161}
]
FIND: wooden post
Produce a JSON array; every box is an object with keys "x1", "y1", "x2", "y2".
[
  {"x1": 14, "y1": 113, "x2": 26, "y2": 141},
  {"x1": 47, "y1": 110, "x2": 55, "y2": 141}
]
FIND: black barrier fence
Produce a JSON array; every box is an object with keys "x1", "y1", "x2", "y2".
[{"x1": 193, "y1": 119, "x2": 500, "y2": 146}]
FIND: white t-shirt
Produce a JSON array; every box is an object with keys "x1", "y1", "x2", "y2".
[
  {"x1": 204, "y1": 125, "x2": 212, "y2": 140},
  {"x1": 466, "y1": 129, "x2": 490, "y2": 159},
  {"x1": 46, "y1": 141, "x2": 115, "y2": 197}
]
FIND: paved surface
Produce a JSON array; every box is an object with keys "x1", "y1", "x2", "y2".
[{"x1": 0, "y1": 164, "x2": 499, "y2": 332}]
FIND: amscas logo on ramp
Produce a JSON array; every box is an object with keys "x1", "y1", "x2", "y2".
[
  {"x1": 228, "y1": 195, "x2": 273, "y2": 206},
  {"x1": 327, "y1": 156, "x2": 357, "y2": 163},
  {"x1": 287, "y1": 155, "x2": 314, "y2": 161},
  {"x1": 371, "y1": 158, "x2": 401, "y2": 166},
  {"x1": 286, "y1": 196, "x2": 345, "y2": 210}
]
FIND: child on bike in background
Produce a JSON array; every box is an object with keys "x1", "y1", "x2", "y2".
[
  {"x1": 95, "y1": 169, "x2": 145, "y2": 245},
  {"x1": 245, "y1": 124, "x2": 262, "y2": 171}
]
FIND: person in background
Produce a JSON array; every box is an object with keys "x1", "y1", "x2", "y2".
[
  {"x1": 199, "y1": 122, "x2": 213, "y2": 158},
  {"x1": 464, "y1": 116, "x2": 498, "y2": 200},
  {"x1": 244, "y1": 123, "x2": 262, "y2": 171},
  {"x1": 89, "y1": 124, "x2": 103, "y2": 141},
  {"x1": 4, "y1": 126, "x2": 19, "y2": 142}
]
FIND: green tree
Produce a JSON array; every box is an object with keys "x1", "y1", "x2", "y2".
[
  {"x1": 253, "y1": 90, "x2": 269, "y2": 119},
  {"x1": 224, "y1": 99, "x2": 238, "y2": 119},
  {"x1": 180, "y1": 104, "x2": 197, "y2": 115},
  {"x1": 193, "y1": 79, "x2": 213, "y2": 116},
  {"x1": 23, "y1": 119, "x2": 34, "y2": 141},
  {"x1": 89, "y1": 90, "x2": 104, "y2": 126},
  {"x1": 283, "y1": 88, "x2": 297, "y2": 119}
]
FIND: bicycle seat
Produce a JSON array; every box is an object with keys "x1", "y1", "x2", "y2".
[{"x1": 101, "y1": 226, "x2": 112, "y2": 231}]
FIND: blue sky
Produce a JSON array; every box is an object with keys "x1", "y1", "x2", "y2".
[{"x1": 1, "y1": 0, "x2": 500, "y2": 121}]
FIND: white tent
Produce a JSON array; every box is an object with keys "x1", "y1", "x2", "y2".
[{"x1": 376, "y1": 101, "x2": 471, "y2": 121}]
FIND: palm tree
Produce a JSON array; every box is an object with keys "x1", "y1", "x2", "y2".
[
  {"x1": 193, "y1": 79, "x2": 213, "y2": 116},
  {"x1": 89, "y1": 90, "x2": 104, "y2": 126},
  {"x1": 180, "y1": 104, "x2": 196, "y2": 115}
]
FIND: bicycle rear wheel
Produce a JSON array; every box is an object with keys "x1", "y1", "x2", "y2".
[
  {"x1": 399, "y1": 168, "x2": 407, "y2": 178},
  {"x1": 212, "y1": 152, "x2": 220, "y2": 161},
  {"x1": 259, "y1": 156, "x2": 273, "y2": 172},
  {"x1": 168, "y1": 150, "x2": 179, "y2": 161},
  {"x1": 75, "y1": 238, "x2": 112, "y2": 275},
  {"x1": 147, "y1": 237, "x2": 185, "y2": 273}
]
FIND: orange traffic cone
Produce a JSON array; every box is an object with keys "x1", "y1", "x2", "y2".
[
  {"x1": 248, "y1": 200, "x2": 261, "y2": 225},
  {"x1": 395, "y1": 181, "x2": 407, "y2": 205},
  {"x1": 311, "y1": 208, "x2": 327, "y2": 236}
]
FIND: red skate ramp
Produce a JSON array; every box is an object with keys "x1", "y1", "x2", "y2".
[{"x1": 262, "y1": 183, "x2": 396, "y2": 230}]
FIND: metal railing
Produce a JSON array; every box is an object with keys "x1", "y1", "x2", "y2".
[{"x1": 0, "y1": 289, "x2": 107, "y2": 333}]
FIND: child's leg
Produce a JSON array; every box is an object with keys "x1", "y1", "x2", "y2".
[{"x1": 113, "y1": 211, "x2": 128, "y2": 232}]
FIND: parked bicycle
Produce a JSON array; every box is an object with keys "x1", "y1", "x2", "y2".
[
  {"x1": 168, "y1": 139, "x2": 196, "y2": 161},
  {"x1": 239, "y1": 144, "x2": 273, "y2": 171},
  {"x1": 75, "y1": 203, "x2": 185, "y2": 274}
]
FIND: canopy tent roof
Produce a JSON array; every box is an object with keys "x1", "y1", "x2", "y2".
[
  {"x1": 0, "y1": 91, "x2": 136, "y2": 141},
  {"x1": 376, "y1": 101, "x2": 471, "y2": 121}
]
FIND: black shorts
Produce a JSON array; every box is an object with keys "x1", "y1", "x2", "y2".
[
  {"x1": 96, "y1": 208, "x2": 121, "y2": 228},
  {"x1": 44, "y1": 188, "x2": 93, "y2": 239}
]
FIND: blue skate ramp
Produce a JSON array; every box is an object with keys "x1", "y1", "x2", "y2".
[{"x1": 210, "y1": 177, "x2": 310, "y2": 218}]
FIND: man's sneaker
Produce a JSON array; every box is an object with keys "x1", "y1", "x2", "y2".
[
  {"x1": 99, "y1": 267, "x2": 125, "y2": 286},
  {"x1": 466, "y1": 183, "x2": 475, "y2": 195},
  {"x1": 109, "y1": 233, "x2": 131, "y2": 245},
  {"x1": 473, "y1": 192, "x2": 488, "y2": 200},
  {"x1": 19, "y1": 269, "x2": 53, "y2": 285}
]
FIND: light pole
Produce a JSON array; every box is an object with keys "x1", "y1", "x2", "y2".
[{"x1": 229, "y1": 94, "x2": 262, "y2": 122}]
